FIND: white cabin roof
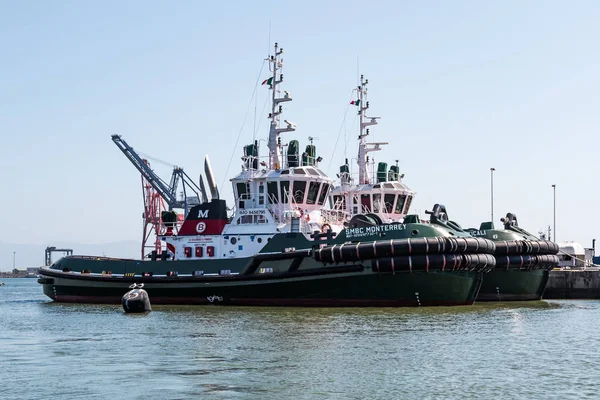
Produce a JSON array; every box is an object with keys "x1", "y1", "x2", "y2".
[{"x1": 558, "y1": 242, "x2": 586, "y2": 255}]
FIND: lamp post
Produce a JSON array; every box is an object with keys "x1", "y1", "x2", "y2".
[
  {"x1": 490, "y1": 168, "x2": 495, "y2": 222},
  {"x1": 552, "y1": 184, "x2": 556, "y2": 242}
]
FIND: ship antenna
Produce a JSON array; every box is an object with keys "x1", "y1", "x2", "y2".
[
  {"x1": 265, "y1": 42, "x2": 295, "y2": 170},
  {"x1": 355, "y1": 75, "x2": 381, "y2": 184}
]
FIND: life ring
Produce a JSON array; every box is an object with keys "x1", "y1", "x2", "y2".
[{"x1": 321, "y1": 223, "x2": 332, "y2": 232}]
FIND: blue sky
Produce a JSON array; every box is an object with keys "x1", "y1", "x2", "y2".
[{"x1": 1, "y1": 0, "x2": 599, "y2": 265}]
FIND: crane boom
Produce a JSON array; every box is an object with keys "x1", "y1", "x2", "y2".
[
  {"x1": 111, "y1": 134, "x2": 203, "y2": 216},
  {"x1": 112, "y1": 134, "x2": 178, "y2": 207}
]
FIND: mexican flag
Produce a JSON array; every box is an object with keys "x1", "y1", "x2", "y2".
[
  {"x1": 262, "y1": 77, "x2": 274, "y2": 86},
  {"x1": 350, "y1": 100, "x2": 361, "y2": 106}
]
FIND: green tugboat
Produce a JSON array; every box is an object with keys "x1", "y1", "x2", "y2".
[
  {"x1": 37, "y1": 43, "x2": 497, "y2": 307},
  {"x1": 465, "y1": 213, "x2": 560, "y2": 301},
  {"x1": 38, "y1": 201, "x2": 496, "y2": 306}
]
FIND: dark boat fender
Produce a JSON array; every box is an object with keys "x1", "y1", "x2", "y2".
[{"x1": 122, "y1": 283, "x2": 152, "y2": 313}]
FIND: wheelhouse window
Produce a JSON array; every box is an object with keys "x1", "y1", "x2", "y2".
[
  {"x1": 395, "y1": 195, "x2": 407, "y2": 214},
  {"x1": 280, "y1": 181, "x2": 290, "y2": 203},
  {"x1": 267, "y1": 181, "x2": 279, "y2": 204},
  {"x1": 317, "y1": 183, "x2": 330, "y2": 205},
  {"x1": 332, "y1": 195, "x2": 345, "y2": 210},
  {"x1": 384, "y1": 194, "x2": 395, "y2": 213},
  {"x1": 236, "y1": 182, "x2": 249, "y2": 199},
  {"x1": 361, "y1": 194, "x2": 372, "y2": 213},
  {"x1": 404, "y1": 195, "x2": 413, "y2": 214},
  {"x1": 292, "y1": 181, "x2": 307, "y2": 204},
  {"x1": 306, "y1": 181, "x2": 320, "y2": 204},
  {"x1": 373, "y1": 193, "x2": 381, "y2": 213}
]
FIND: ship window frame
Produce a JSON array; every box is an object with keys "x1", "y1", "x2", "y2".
[
  {"x1": 332, "y1": 194, "x2": 345, "y2": 210},
  {"x1": 384, "y1": 193, "x2": 395, "y2": 213},
  {"x1": 236, "y1": 182, "x2": 249, "y2": 199},
  {"x1": 395, "y1": 195, "x2": 407, "y2": 214},
  {"x1": 404, "y1": 195, "x2": 413, "y2": 214},
  {"x1": 292, "y1": 180, "x2": 307, "y2": 204},
  {"x1": 280, "y1": 180, "x2": 290, "y2": 203},
  {"x1": 267, "y1": 181, "x2": 279, "y2": 204},
  {"x1": 361, "y1": 194, "x2": 372, "y2": 213},
  {"x1": 373, "y1": 193, "x2": 382, "y2": 213},
  {"x1": 317, "y1": 183, "x2": 329, "y2": 205},
  {"x1": 306, "y1": 181, "x2": 320, "y2": 205}
]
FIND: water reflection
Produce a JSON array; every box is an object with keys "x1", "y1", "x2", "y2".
[{"x1": 1, "y1": 280, "x2": 598, "y2": 400}]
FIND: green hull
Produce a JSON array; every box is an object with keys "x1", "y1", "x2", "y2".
[
  {"x1": 39, "y1": 266, "x2": 482, "y2": 307},
  {"x1": 477, "y1": 269, "x2": 549, "y2": 301},
  {"x1": 38, "y1": 228, "x2": 496, "y2": 307}
]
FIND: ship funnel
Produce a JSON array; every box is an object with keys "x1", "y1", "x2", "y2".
[
  {"x1": 204, "y1": 156, "x2": 220, "y2": 200},
  {"x1": 198, "y1": 173, "x2": 209, "y2": 203}
]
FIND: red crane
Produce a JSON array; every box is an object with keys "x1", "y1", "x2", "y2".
[
  {"x1": 141, "y1": 159, "x2": 167, "y2": 259},
  {"x1": 112, "y1": 135, "x2": 204, "y2": 259}
]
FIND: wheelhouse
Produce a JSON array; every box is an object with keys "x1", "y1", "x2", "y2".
[{"x1": 329, "y1": 181, "x2": 414, "y2": 223}]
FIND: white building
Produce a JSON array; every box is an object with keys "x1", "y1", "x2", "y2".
[{"x1": 557, "y1": 242, "x2": 594, "y2": 269}]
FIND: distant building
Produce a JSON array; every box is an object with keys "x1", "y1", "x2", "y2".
[
  {"x1": 11, "y1": 267, "x2": 37, "y2": 277},
  {"x1": 557, "y1": 242, "x2": 594, "y2": 269}
]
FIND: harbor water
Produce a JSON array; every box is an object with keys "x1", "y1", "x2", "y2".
[{"x1": 2, "y1": 279, "x2": 600, "y2": 399}]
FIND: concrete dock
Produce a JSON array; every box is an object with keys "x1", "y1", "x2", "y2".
[{"x1": 545, "y1": 269, "x2": 600, "y2": 299}]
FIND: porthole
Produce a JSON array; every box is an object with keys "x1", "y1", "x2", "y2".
[
  {"x1": 258, "y1": 238, "x2": 263, "y2": 243},
  {"x1": 231, "y1": 237, "x2": 237, "y2": 245},
  {"x1": 411, "y1": 230, "x2": 419, "y2": 235}
]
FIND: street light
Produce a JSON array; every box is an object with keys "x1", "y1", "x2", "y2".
[
  {"x1": 490, "y1": 168, "x2": 495, "y2": 222},
  {"x1": 552, "y1": 184, "x2": 556, "y2": 242}
]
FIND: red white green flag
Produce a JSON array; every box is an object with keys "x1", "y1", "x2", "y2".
[
  {"x1": 350, "y1": 100, "x2": 361, "y2": 106},
  {"x1": 262, "y1": 77, "x2": 274, "y2": 86}
]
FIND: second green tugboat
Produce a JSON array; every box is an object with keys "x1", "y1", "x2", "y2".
[{"x1": 465, "y1": 213, "x2": 559, "y2": 301}]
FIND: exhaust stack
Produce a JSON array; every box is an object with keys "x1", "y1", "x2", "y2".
[
  {"x1": 204, "y1": 156, "x2": 219, "y2": 200},
  {"x1": 198, "y1": 174, "x2": 209, "y2": 203}
]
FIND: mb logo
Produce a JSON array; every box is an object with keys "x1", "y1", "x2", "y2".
[{"x1": 197, "y1": 210, "x2": 209, "y2": 218}]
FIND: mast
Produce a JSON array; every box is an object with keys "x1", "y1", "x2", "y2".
[
  {"x1": 354, "y1": 75, "x2": 385, "y2": 184},
  {"x1": 266, "y1": 42, "x2": 294, "y2": 170}
]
